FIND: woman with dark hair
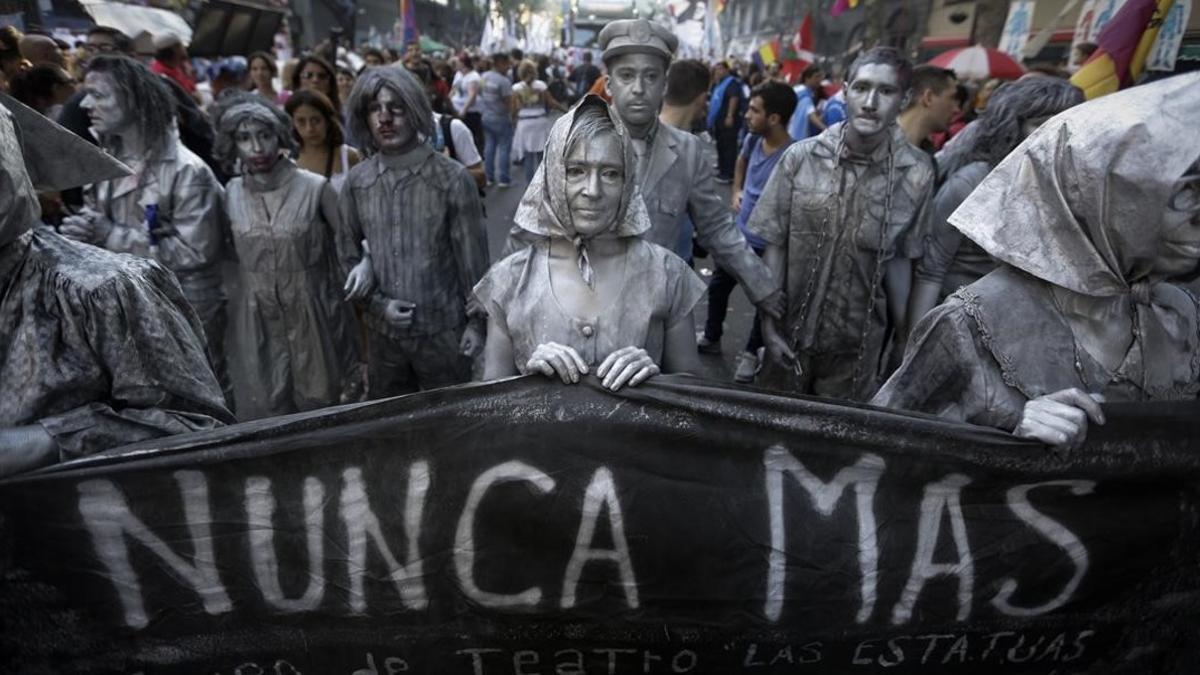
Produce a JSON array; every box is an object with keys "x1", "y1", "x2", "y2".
[
  {"x1": 9, "y1": 63, "x2": 75, "y2": 117},
  {"x1": 908, "y1": 77, "x2": 1085, "y2": 323},
  {"x1": 291, "y1": 55, "x2": 340, "y2": 113},
  {"x1": 247, "y1": 51, "x2": 286, "y2": 105},
  {"x1": 212, "y1": 93, "x2": 368, "y2": 416},
  {"x1": 476, "y1": 96, "x2": 705, "y2": 390},
  {"x1": 335, "y1": 64, "x2": 356, "y2": 109},
  {"x1": 285, "y1": 88, "x2": 360, "y2": 192}
]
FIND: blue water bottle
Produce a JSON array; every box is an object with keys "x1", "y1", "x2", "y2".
[{"x1": 144, "y1": 204, "x2": 159, "y2": 258}]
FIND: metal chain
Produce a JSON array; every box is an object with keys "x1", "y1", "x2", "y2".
[
  {"x1": 850, "y1": 137, "x2": 898, "y2": 396},
  {"x1": 786, "y1": 127, "x2": 846, "y2": 370}
]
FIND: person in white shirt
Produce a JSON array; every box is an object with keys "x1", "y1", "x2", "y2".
[
  {"x1": 449, "y1": 54, "x2": 483, "y2": 152},
  {"x1": 511, "y1": 59, "x2": 567, "y2": 184}
]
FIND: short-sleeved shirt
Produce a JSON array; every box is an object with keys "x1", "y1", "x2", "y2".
[
  {"x1": 432, "y1": 112, "x2": 483, "y2": 167},
  {"x1": 450, "y1": 70, "x2": 481, "y2": 114},
  {"x1": 737, "y1": 134, "x2": 795, "y2": 250},
  {"x1": 788, "y1": 86, "x2": 815, "y2": 141},
  {"x1": 747, "y1": 123, "x2": 935, "y2": 356},
  {"x1": 823, "y1": 93, "x2": 846, "y2": 127},
  {"x1": 479, "y1": 70, "x2": 513, "y2": 120},
  {"x1": 474, "y1": 238, "x2": 707, "y2": 371}
]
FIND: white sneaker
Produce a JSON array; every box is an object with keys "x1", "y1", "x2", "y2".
[
  {"x1": 734, "y1": 350, "x2": 760, "y2": 383},
  {"x1": 696, "y1": 330, "x2": 721, "y2": 354},
  {"x1": 497, "y1": 181, "x2": 512, "y2": 188}
]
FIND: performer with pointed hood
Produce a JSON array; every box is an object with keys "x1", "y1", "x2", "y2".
[
  {"x1": 476, "y1": 96, "x2": 706, "y2": 390},
  {"x1": 59, "y1": 54, "x2": 230, "y2": 403},
  {"x1": 0, "y1": 93, "x2": 232, "y2": 478},
  {"x1": 874, "y1": 73, "x2": 1200, "y2": 451},
  {"x1": 213, "y1": 94, "x2": 369, "y2": 417}
]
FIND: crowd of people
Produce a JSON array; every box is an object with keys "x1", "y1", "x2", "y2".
[{"x1": 0, "y1": 17, "x2": 1197, "y2": 479}]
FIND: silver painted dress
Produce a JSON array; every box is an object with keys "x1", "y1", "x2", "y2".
[{"x1": 225, "y1": 161, "x2": 359, "y2": 416}]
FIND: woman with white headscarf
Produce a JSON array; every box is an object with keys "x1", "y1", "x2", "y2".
[
  {"x1": 874, "y1": 73, "x2": 1200, "y2": 450},
  {"x1": 476, "y1": 96, "x2": 706, "y2": 390}
]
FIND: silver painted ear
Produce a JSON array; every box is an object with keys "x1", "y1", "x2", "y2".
[{"x1": 0, "y1": 91, "x2": 131, "y2": 192}]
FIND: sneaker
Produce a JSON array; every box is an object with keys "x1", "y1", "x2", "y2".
[
  {"x1": 497, "y1": 180, "x2": 512, "y2": 188},
  {"x1": 696, "y1": 330, "x2": 721, "y2": 355},
  {"x1": 486, "y1": 180, "x2": 495, "y2": 187},
  {"x1": 734, "y1": 350, "x2": 760, "y2": 383}
]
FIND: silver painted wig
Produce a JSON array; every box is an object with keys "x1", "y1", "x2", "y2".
[{"x1": 345, "y1": 65, "x2": 434, "y2": 157}]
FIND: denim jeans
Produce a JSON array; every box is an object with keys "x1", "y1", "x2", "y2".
[
  {"x1": 522, "y1": 152, "x2": 543, "y2": 183},
  {"x1": 482, "y1": 115, "x2": 513, "y2": 184},
  {"x1": 702, "y1": 247, "x2": 765, "y2": 355}
]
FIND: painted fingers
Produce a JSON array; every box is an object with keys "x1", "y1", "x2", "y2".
[
  {"x1": 344, "y1": 256, "x2": 376, "y2": 301},
  {"x1": 597, "y1": 346, "x2": 659, "y2": 391},
  {"x1": 1015, "y1": 389, "x2": 1106, "y2": 454},
  {"x1": 527, "y1": 342, "x2": 589, "y2": 384}
]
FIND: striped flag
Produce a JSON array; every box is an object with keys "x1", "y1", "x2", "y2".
[
  {"x1": 1070, "y1": 0, "x2": 1174, "y2": 98},
  {"x1": 758, "y1": 38, "x2": 781, "y2": 65},
  {"x1": 400, "y1": 0, "x2": 420, "y2": 46},
  {"x1": 830, "y1": 0, "x2": 859, "y2": 18}
]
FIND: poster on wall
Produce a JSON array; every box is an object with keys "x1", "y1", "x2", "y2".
[
  {"x1": 998, "y1": 0, "x2": 1037, "y2": 58},
  {"x1": 1146, "y1": 0, "x2": 1191, "y2": 71},
  {"x1": 1069, "y1": 0, "x2": 1130, "y2": 68}
]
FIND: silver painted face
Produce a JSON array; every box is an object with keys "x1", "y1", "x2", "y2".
[
  {"x1": 845, "y1": 63, "x2": 904, "y2": 143},
  {"x1": 1155, "y1": 167, "x2": 1200, "y2": 277},
  {"x1": 368, "y1": 86, "x2": 415, "y2": 154},
  {"x1": 565, "y1": 133, "x2": 625, "y2": 238},
  {"x1": 605, "y1": 53, "x2": 666, "y2": 130},
  {"x1": 80, "y1": 72, "x2": 128, "y2": 136},
  {"x1": 234, "y1": 119, "x2": 281, "y2": 174}
]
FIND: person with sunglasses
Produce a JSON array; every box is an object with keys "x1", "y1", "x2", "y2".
[
  {"x1": 874, "y1": 73, "x2": 1200, "y2": 453},
  {"x1": 291, "y1": 55, "x2": 340, "y2": 115}
]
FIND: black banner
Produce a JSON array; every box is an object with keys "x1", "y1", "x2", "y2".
[{"x1": 1, "y1": 376, "x2": 1198, "y2": 674}]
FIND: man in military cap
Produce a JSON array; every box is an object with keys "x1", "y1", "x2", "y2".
[{"x1": 510, "y1": 18, "x2": 782, "y2": 327}]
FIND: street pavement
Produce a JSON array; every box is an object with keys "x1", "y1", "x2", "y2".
[{"x1": 479, "y1": 141, "x2": 760, "y2": 383}]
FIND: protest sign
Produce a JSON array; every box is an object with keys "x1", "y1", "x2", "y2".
[{"x1": 1, "y1": 376, "x2": 1198, "y2": 673}]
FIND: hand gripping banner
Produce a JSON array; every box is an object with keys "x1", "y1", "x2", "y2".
[{"x1": 1, "y1": 376, "x2": 1198, "y2": 674}]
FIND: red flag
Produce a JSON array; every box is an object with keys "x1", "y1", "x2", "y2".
[{"x1": 790, "y1": 13, "x2": 814, "y2": 61}]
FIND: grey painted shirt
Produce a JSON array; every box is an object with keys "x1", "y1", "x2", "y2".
[{"x1": 339, "y1": 144, "x2": 490, "y2": 339}]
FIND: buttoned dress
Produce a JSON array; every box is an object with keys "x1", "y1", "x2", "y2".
[
  {"x1": 225, "y1": 163, "x2": 359, "y2": 416},
  {"x1": 474, "y1": 238, "x2": 706, "y2": 373}
]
